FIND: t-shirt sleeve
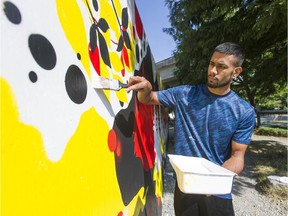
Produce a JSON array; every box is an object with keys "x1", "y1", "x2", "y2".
[
  {"x1": 157, "y1": 87, "x2": 180, "y2": 108},
  {"x1": 232, "y1": 108, "x2": 256, "y2": 144}
]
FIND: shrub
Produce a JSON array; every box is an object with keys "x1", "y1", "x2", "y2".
[{"x1": 254, "y1": 126, "x2": 287, "y2": 137}]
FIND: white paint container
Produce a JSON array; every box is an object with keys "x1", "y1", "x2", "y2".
[{"x1": 168, "y1": 154, "x2": 236, "y2": 194}]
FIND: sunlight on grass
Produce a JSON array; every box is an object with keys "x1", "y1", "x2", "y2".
[{"x1": 248, "y1": 139, "x2": 288, "y2": 199}]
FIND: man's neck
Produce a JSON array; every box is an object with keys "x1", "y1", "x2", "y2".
[{"x1": 207, "y1": 85, "x2": 231, "y2": 95}]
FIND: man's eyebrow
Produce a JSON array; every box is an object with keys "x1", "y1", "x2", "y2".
[
  {"x1": 211, "y1": 60, "x2": 227, "y2": 66},
  {"x1": 218, "y1": 63, "x2": 227, "y2": 66},
  {"x1": 217, "y1": 60, "x2": 227, "y2": 64}
]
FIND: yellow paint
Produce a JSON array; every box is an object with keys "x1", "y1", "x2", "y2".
[
  {"x1": 110, "y1": 52, "x2": 124, "y2": 72},
  {"x1": 116, "y1": 88, "x2": 128, "y2": 103},
  {"x1": 113, "y1": 74, "x2": 128, "y2": 103},
  {"x1": 98, "y1": 0, "x2": 120, "y2": 38},
  {"x1": 125, "y1": 187, "x2": 146, "y2": 215},
  {"x1": 154, "y1": 118, "x2": 166, "y2": 200},
  {"x1": 160, "y1": 136, "x2": 165, "y2": 155},
  {"x1": 157, "y1": 72, "x2": 163, "y2": 90},
  {"x1": 153, "y1": 162, "x2": 163, "y2": 200},
  {"x1": 126, "y1": 21, "x2": 136, "y2": 73},
  {"x1": 56, "y1": 0, "x2": 91, "y2": 78},
  {"x1": 0, "y1": 78, "x2": 145, "y2": 216}
]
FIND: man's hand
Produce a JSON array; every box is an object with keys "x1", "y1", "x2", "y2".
[
  {"x1": 126, "y1": 76, "x2": 151, "y2": 93},
  {"x1": 127, "y1": 76, "x2": 160, "y2": 105}
]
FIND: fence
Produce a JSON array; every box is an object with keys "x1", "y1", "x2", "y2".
[{"x1": 256, "y1": 110, "x2": 288, "y2": 128}]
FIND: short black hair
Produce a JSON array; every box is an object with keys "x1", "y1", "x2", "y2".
[{"x1": 214, "y1": 42, "x2": 245, "y2": 66}]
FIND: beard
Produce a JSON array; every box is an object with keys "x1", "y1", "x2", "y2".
[{"x1": 207, "y1": 76, "x2": 233, "y2": 88}]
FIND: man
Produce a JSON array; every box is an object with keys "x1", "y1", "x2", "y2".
[{"x1": 127, "y1": 42, "x2": 255, "y2": 216}]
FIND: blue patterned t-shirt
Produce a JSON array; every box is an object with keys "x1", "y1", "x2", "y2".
[{"x1": 158, "y1": 84, "x2": 255, "y2": 199}]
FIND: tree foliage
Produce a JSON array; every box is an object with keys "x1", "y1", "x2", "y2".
[{"x1": 164, "y1": 0, "x2": 287, "y2": 107}]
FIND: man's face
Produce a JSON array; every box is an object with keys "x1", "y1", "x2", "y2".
[{"x1": 207, "y1": 51, "x2": 238, "y2": 88}]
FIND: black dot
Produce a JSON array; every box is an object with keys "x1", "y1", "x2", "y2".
[
  {"x1": 136, "y1": 44, "x2": 139, "y2": 63},
  {"x1": 65, "y1": 65, "x2": 87, "y2": 104},
  {"x1": 77, "y1": 53, "x2": 81, "y2": 60},
  {"x1": 29, "y1": 71, "x2": 38, "y2": 83},
  {"x1": 4, "y1": 1, "x2": 21, "y2": 24},
  {"x1": 28, "y1": 34, "x2": 57, "y2": 70},
  {"x1": 92, "y1": 0, "x2": 98, "y2": 12}
]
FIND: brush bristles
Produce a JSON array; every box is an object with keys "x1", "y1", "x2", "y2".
[{"x1": 92, "y1": 77, "x2": 120, "y2": 90}]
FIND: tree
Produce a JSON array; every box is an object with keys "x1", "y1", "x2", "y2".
[{"x1": 164, "y1": 0, "x2": 287, "y2": 107}]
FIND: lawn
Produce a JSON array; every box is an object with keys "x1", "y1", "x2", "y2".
[{"x1": 248, "y1": 134, "x2": 287, "y2": 199}]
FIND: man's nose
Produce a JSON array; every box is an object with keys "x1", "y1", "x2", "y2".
[{"x1": 210, "y1": 66, "x2": 217, "y2": 75}]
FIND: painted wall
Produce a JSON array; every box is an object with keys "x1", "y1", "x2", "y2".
[{"x1": 0, "y1": 0, "x2": 168, "y2": 215}]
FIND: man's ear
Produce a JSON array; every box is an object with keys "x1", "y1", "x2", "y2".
[{"x1": 233, "y1": 66, "x2": 243, "y2": 78}]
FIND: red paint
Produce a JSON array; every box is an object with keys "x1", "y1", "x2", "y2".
[
  {"x1": 121, "y1": 68, "x2": 125, "y2": 77},
  {"x1": 108, "y1": 129, "x2": 121, "y2": 157},
  {"x1": 133, "y1": 100, "x2": 155, "y2": 171},
  {"x1": 120, "y1": 51, "x2": 125, "y2": 77},
  {"x1": 111, "y1": 39, "x2": 118, "y2": 45},
  {"x1": 108, "y1": 129, "x2": 117, "y2": 152},
  {"x1": 122, "y1": 46, "x2": 129, "y2": 67},
  {"x1": 134, "y1": 4, "x2": 143, "y2": 40},
  {"x1": 89, "y1": 44, "x2": 100, "y2": 75},
  {"x1": 120, "y1": 46, "x2": 130, "y2": 76},
  {"x1": 157, "y1": 196, "x2": 162, "y2": 206},
  {"x1": 115, "y1": 139, "x2": 122, "y2": 158}
]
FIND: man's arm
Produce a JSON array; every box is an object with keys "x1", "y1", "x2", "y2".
[
  {"x1": 222, "y1": 140, "x2": 248, "y2": 175},
  {"x1": 127, "y1": 76, "x2": 161, "y2": 105}
]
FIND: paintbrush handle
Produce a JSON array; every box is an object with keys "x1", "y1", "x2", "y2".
[
  {"x1": 118, "y1": 81, "x2": 143, "y2": 91},
  {"x1": 119, "y1": 82, "x2": 129, "y2": 88}
]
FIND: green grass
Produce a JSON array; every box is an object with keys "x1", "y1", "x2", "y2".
[
  {"x1": 248, "y1": 138, "x2": 288, "y2": 199},
  {"x1": 254, "y1": 126, "x2": 287, "y2": 137}
]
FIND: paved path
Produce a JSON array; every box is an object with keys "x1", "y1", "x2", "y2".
[{"x1": 251, "y1": 134, "x2": 287, "y2": 145}]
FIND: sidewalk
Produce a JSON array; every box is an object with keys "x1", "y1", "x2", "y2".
[{"x1": 252, "y1": 134, "x2": 287, "y2": 146}]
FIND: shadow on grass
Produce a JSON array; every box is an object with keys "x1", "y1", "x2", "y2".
[{"x1": 232, "y1": 139, "x2": 287, "y2": 196}]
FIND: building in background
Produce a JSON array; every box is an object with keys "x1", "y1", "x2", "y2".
[{"x1": 156, "y1": 57, "x2": 178, "y2": 89}]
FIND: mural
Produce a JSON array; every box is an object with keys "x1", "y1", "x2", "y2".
[{"x1": 0, "y1": 0, "x2": 168, "y2": 215}]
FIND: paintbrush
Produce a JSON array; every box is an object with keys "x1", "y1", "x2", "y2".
[{"x1": 92, "y1": 76, "x2": 129, "y2": 91}]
